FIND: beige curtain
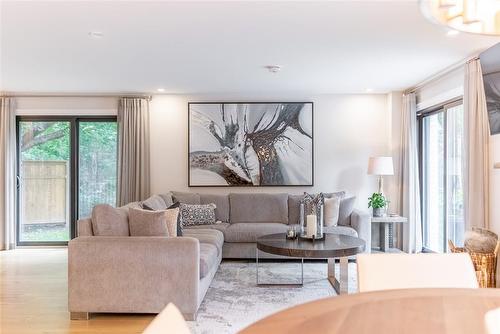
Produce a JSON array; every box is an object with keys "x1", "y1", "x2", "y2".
[
  {"x1": 0, "y1": 98, "x2": 16, "y2": 250},
  {"x1": 464, "y1": 59, "x2": 490, "y2": 229},
  {"x1": 117, "y1": 98, "x2": 151, "y2": 206},
  {"x1": 398, "y1": 92, "x2": 423, "y2": 253}
]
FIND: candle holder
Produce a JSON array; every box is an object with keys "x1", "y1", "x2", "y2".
[{"x1": 299, "y1": 192, "x2": 325, "y2": 241}]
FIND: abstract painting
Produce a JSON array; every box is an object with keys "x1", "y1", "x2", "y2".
[{"x1": 188, "y1": 102, "x2": 313, "y2": 186}]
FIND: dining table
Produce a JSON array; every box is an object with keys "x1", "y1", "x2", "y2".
[{"x1": 239, "y1": 288, "x2": 500, "y2": 334}]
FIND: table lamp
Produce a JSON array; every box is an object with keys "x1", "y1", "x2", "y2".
[{"x1": 367, "y1": 156, "x2": 394, "y2": 194}]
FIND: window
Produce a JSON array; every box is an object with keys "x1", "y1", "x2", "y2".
[
  {"x1": 419, "y1": 100, "x2": 465, "y2": 253},
  {"x1": 17, "y1": 117, "x2": 117, "y2": 245}
]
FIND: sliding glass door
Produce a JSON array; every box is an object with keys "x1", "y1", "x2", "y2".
[
  {"x1": 78, "y1": 121, "x2": 118, "y2": 219},
  {"x1": 420, "y1": 101, "x2": 464, "y2": 252},
  {"x1": 17, "y1": 117, "x2": 117, "y2": 245},
  {"x1": 18, "y1": 121, "x2": 71, "y2": 243}
]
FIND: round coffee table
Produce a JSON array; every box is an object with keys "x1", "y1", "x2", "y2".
[{"x1": 256, "y1": 233, "x2": 365, "y2": 294}]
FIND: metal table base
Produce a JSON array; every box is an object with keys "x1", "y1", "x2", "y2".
[
  {"x1": 256, "y1": 248, "x2": 304, "y2": 287},
  {"x1": 256, "y1": 249, "x2": 349, "y2": 294}
]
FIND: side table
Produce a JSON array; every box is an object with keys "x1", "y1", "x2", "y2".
[{"x1": 371, "y1": 215, "x2": 408, "y2": 252}]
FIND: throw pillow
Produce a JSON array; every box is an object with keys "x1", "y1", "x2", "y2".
[
  {"x1": 179, "y1": 203, "x2": 216, "y2": 227},
  {"x1": 159, "y1": 192, "x2": 174, "y2": 207},
  {"x1": 141, "y1": 194, "x2": 167, "y2": 211},
  {"x1": 91, "y1": 204, "x2": 130, "y2": 236},
  {"x1": 338, "y1": 196, "x2": 356, "y2": 226},
  {"x1": 324, "y1": 196, "x2": 341, "y2": 226},
  {"x1": 128, "y1": 207, "x2": 179, "y2": 237},
  {"x1": 168, "y1": 202, "x2": 183, "y2": 236}
]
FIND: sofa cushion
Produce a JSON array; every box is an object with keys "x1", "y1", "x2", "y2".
[
  {"x1": 183, "y1": 228, "x2": 224, "y2": 256},
  {"x1": 172, "y1": 191, "x2": 201, "y2": 205},
  {"x1": 338, "y1": 196, "x2": 356, "y2": 226},
  {"x1": 199, "y1": 243, "x2": 219, "y2": 278},
  {"x1": 288, "y1": 194, "x2": 303, "y2": 226},
  {"x1": 200, "y1": 194, "x2": 230, "y2": 223},
  {"x1": 141, "y1": 194, "x2": 167, "y2": 211},
  {"x1": 224, "y1": 222, "x2": 288, "y2": 243},
  {"x1": 128, "y1": 207, "x2": 179, "y2": 237},
  {"x1": 230, "y1": 193, "x2": 288, "y2": 224},
  {"x1": 91, "y1": 204, "x2": 130, "y2": 236},
  {"x1": 183, "y1": 222, "x2": 229, "y2": 234},
  {"x1": 324, "y1": 225, "x2": 358, "y2": 238}
]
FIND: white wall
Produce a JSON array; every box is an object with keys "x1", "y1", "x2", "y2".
[
  {"x1": 149, "y1": 94, "x2": 391, "y2": 210},
  {"x1": 15, "y1": 96, "x2": 117, "y2": 115}
]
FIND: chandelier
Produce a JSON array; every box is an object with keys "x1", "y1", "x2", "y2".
[{"x1": 420, "y1": 0, "x2": 500, "y2": 35}]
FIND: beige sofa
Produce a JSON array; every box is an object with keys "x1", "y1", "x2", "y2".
[{"x1": 68, "y1": 191, "x2": 370, "y2": 320}]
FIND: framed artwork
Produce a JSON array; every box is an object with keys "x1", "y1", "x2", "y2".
[{"x1": 188, "y1": 102, "x2": 313, "y2": 186}]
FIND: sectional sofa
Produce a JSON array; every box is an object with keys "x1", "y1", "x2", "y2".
[{"x1": 68, "y1": 191, "x2": 371, "y2": 320}]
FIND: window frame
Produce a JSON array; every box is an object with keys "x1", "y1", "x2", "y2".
[
  {"x1": 417, "y1": 97, "x2": 463, "y2": 253},
  {"x1": 16, "y1": 115, "x2": 117, "y2": 246}
]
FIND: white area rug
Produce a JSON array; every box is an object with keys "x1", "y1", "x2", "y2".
[{"x1": 188, "y1": 260, "x2": 358, "y2": 334}]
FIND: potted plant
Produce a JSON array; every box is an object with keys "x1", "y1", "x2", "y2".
[{"x1": 368, "y1": 193, "x2": 388, "y2": 217}]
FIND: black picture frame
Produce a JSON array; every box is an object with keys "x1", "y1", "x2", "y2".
[{"x1": 188, "y1": 102, "x2": 314, "y2": 187}]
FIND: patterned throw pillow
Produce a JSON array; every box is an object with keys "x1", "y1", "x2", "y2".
[{"x1": 179, "y1": 203, "x2": 216, "y2": 227}]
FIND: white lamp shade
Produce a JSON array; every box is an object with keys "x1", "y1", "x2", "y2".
[{"x1": 368, "y1": 156, "x2": 394, "y2": 175}]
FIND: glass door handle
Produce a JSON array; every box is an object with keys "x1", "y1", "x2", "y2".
[{"x1": 16, "y1": 175, "x2": 21, "y2": 189}]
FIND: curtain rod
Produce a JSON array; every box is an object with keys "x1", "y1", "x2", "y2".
[
  {"x1": 404, "y1": 54, "x2": 480, "y2": 95},
  {"x1": 0, "y1": 93, "x2": 152, "y2": 100}
]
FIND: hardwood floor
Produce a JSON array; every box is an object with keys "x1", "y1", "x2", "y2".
[{"x1": 0, "y1": 249, "x2": 154, "y2": 334}]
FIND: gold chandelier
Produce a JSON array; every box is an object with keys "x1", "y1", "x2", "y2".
[{"x1": 420, "y1": 0, "x2": 500, "y2": 35}]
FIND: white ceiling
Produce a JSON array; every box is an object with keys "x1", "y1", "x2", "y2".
[{"x1": 1, "y1": 0, "x2": 500, "y2": 94}]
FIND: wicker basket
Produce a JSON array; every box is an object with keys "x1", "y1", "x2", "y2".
[{"x1": 448, "y1": 240, "x2": 499, "y2": 288}]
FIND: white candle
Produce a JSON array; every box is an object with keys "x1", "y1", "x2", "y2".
[{"x1": 306, "y1": 214, "x2": 317, "y2": 237}]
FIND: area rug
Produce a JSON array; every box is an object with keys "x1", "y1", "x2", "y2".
[{"x1": 188, "y1": 260, "x2": 358, "y2": 334}]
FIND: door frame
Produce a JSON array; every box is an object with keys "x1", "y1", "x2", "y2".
[{"x1": 16, "y1": 116, "x2": 117, "y2": 246}]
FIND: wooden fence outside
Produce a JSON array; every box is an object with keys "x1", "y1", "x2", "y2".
[{"x1": 21, "y1": 160, "x2": 69, "y2": 225}]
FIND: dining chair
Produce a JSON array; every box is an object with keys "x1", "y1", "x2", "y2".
[
  {"x1": 356, "y1": 253, "x2": 479, "y2": 292},
  {"x1": 142, "y1": 303, "x2": 191, "y2": 334}
]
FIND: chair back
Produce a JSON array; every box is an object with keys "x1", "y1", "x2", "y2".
[
  {"x1": 142, "y1": 303, "x2": 191, "y2": 334},
  {"x1": 357, "y1": 253, "x2": 479, "y2": 293}
]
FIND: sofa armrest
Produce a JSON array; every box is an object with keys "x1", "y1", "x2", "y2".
[
  {"x1": 68, "y1": 236, "x2": 200, "y2": 316},
  {"x1": 76, "y1": 218, "x2": 93, "y2": 236},
  {"x1": 350, "y1": 209, "x2": 371, "y2": 253}
]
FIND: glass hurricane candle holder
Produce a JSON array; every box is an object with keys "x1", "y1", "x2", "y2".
[{"x1": 299, "y1": 193, "x2": 324, "y2": 240}]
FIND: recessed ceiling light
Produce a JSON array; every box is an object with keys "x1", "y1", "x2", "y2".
[
  {"x1": 157, "y1": 88, "x2": 165, "y2": 93},
  {"x1": 88, "y1": 31, "x2": 104, "y2": 39},
  {"x1": 447, "y1": 30, "x2": 459, "y2": 36},
  {"x1": 264, "y1": 65, "x2": 281, "y2": 73},
  {"x1": 366, "y1": 88, "x2": 374, "y2": 93}
]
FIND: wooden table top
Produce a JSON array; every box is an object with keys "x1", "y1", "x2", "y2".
[
  {"x1": 256, "y1": 233, "x2": 365, "y2": 258},
  {"x1": 240, "y1": 288, "x2": 500, "y2": 334}
]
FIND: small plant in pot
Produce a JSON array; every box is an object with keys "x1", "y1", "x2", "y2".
[{"x1": 368, "y1": 193, "x2": 388, "y2": 217}]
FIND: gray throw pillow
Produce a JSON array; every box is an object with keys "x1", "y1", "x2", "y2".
[
  {"x1": 128, "y1": 207, "x2": 179, "y2": 237},
  {"x1": 91, "y1": 204, "x2": 130, "y2": 236},
  {"x1": 159, "y1": 192, "x2": 174, "y2": 207},
  {"x1": 338, "y1": 196, "x2": 356, "y2": 226},
  {"x1": 141, "y1": 194, "x2": 167, "y2": 211},
  {"x1": 180, "y1": 203, "x2": 216, "y2": 227}
]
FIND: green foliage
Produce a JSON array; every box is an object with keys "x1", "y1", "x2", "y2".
[
  {"x1": 21, "y1": 122, "x2": 70, "y2": 160},
  {"x1": 368, "y1": 192, "x2": 388, "y2": 209},
  {"x1": 78, "y1": 122, "x2": 118, "y2": 218}
]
